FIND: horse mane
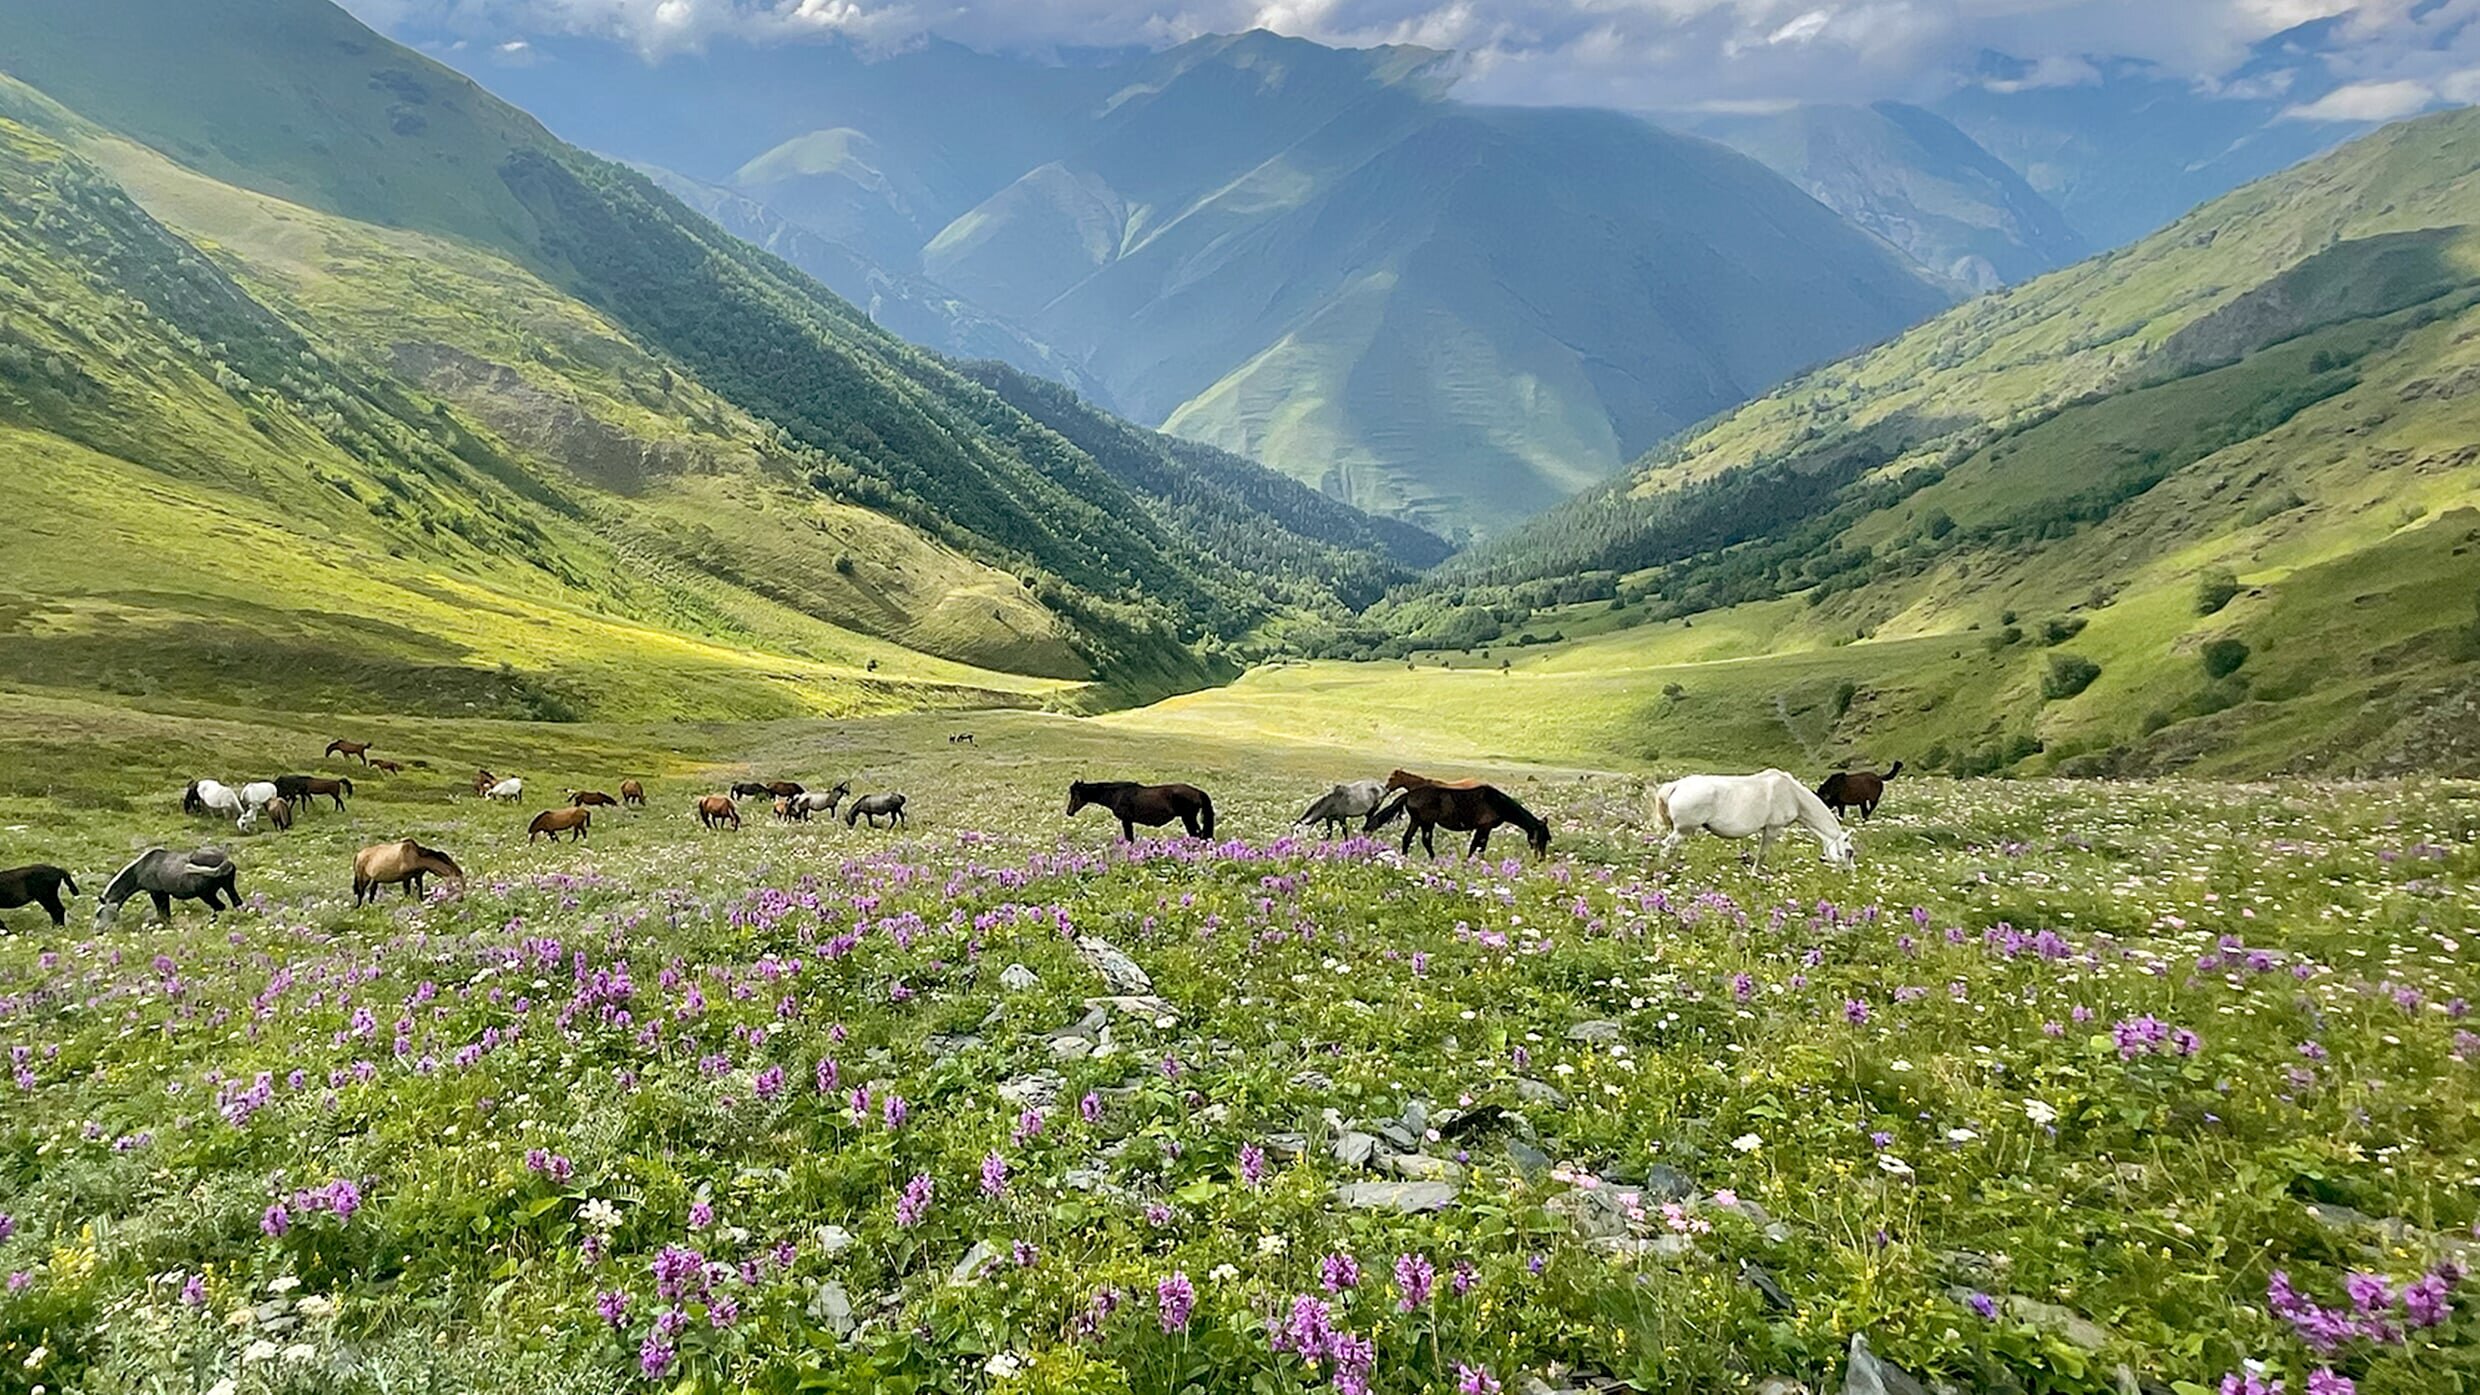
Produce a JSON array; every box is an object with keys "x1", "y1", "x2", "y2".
[{"x1": 101, "y1": 850, "x2": 160, "y2": 903}]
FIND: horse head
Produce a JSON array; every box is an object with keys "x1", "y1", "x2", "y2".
[
  {"x1": 1822, "y1": 829, "x2": 1857, "y2": 867},
  {"x1": 1065, "y1": 782, "x2": 1092, "y2": 816}
]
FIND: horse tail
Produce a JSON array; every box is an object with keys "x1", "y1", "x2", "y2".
[
  {"x1": 1883, "y1": 761, "x2": 1904, "y2": 781},
  {"x1": 1195, "y1": 792, "x2": 1215, "y2": 839},
  {"x1": 1651, "y1": 787, "x2": 1673, "y2": 835},
  {"x1": 1367, "y1": 793, "x2": 1408, "y2": 831},
  {"x1": 341, "y1": 777, "x2": 355, "y2": 795}
]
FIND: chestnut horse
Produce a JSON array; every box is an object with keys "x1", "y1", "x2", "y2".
[
  {"x1": 619, "y1": 780, "x2": 647, "y2": 807},
  {"x1": 368, "y1": 758, "x2": 403, "y2": 775},
  {"x1": 567, "y1": 789, "x2": 619, "y2": 808},
  {"x1": 1384, "y1": 769, "x2": 1486, "y2": 793},
  {"x1": 353, "y1": 840, "x2": 463, "y2": 905},
  {"x1": 696, "y1": 796, "x2": 742, "y2": 831},
  {"x1": 325, "y1": 739, "x2": 372, "y2": 765},
  {"x1": 1366, "y1": 784, "x2": 1551, "y2": 859},
  {"x1": 528, "y1": 807, "x2": 591, "y2": 842},
  {"x1": 1815, "y1": 762, "x2": 1903, "y2": 821},
  {"x1": 1067, "y1": 781, "x2": 1214, "y2": 842},
  {"x1": 275, "y1": 774, "x2": 352, "y2": 811}
]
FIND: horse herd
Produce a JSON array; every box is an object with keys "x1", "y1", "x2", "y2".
[{"x1": 0, "y1": 734, "x2": 1904, "y2": 930}]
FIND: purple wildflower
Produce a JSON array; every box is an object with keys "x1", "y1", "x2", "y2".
[
  {"x1": 1158, "y1": 1271, "x2": 1196, "y2": 1332},
  {"x1": 1395, "y1": 1252, "x2": 1435, "y2": 1310}
]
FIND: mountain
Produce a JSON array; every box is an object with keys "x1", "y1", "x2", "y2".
[
  {"x1": 411, "y1": 29, "x2": 1956, "y2": 536},
  {"x1": 1362, "y1": 106, "x2": 2480, "y2": 777},
  {"x1": 1692, "y1": 101, "x2": 2087, "y2": 290},
  {"x1": 0, "y1": 0, "x2": 1440, "y2": 718}
]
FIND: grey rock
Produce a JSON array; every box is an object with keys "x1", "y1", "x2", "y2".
[
  {"x1": 949, "y1": 1240, "x2": 999, "y2": 1286},
  {"x1": 999, "y1": 963, "x2": 1039, "y2": 992},
  {"x1": 1086, "y1": 994, "x2": 1177, "y2": 1024},
  {"x1": 997, "y1": 1071, "x2": 1064, "y2": 1108},
  {"x1": 1547, "y1": 1187, "x2": 1635, "y2": 1241},
  {"x1": 1048, "y1": 1036, "x2": 1094, "y2": 1060},
  {"x1": 1290, "y1": 1069, "x2": 1336, "y2": 1092},
  {"x1": 816, "y1": 1224, "x2": 856, "y2": 1256},
  {"x1": 1518, "y1": 1378, "x2": 1582, "y2": 1395},
  {"x1": 1757, "y1": 1380, "x2": 1809, "y2": 1395},
  {"x1": 1567, "y1": 1019, "x2": 1623, "y2": 1043},
  {"x1": 1740, "y1": 1260, "x2": 1794, "y2": 1312},
  {"x1": 1843, "y1": 1334, "x2": 1930, "y2": 1395},
  {"x1": 1592, "y1": 1234, "x2": 1696, "y2": 1260},
  {"x1": 1264, "y1": 1132, "x2": 1308, "y2": 1162},
  {"x1": 1514, "y1": 1078, "x2": 1569, "y2": 1108},
  {"x1": 1331, "y1": 1180, "x2": 1459, "y2": 1213},
  {"x1": 2002, "y1": 1296, "x2": 2111, "y2": 1352},
  {"x1": 1934, "y1": 1249, "x2": 2007, "y2": 1288},
  {"x1": 1642, "y1": 1163, "x2": 1695, "y2": 1201},
  {"x1": 1401, "y1": 1099, "x2": 1430, "y2": 1133},
  {"x1": 1332, "y1": 1131, "x2": 1380, "y2": 1168},
  {"x1": 1506, "y1": 1140, "x2": 1552, "y2": 1176},
  {"x1": 1075, "y1": 935, "x2": 1152, "y2": 995},
  {"x1": 1376, "y1": 1121, "x2": 1419, "y2": 1151},
  {"x1": 809, "y1": 1279, "x2": 855, "y2": 1337},
  {"x1": 1383, "y1": 1153, "x2": 1465, "y2": 1182},
  {"x1": 1053, "y1": 1007, "x2": 1110, "y2": 1041}
]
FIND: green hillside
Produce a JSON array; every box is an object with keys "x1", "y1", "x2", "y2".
[
  {"x1": 0, "y1": 0, "x2": 1438, "y2": 717},
  {"x1": 1250, "y1": 107, "x2": 2480, "y2": 778}
]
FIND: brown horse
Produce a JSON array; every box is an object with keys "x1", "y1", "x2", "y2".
[
  {"x1": 1385, "y1": 769, "x2": 1486, "y2": 793},
  {"x1": 528, "y1": 807, "x2": 591, "y2": 842},
  {"x1": 368, "y1": 758, "x2": 404, "y2": 775},
  {"x1": 325, "y1": 739, "x2": 372, "y2": 765},
  {"x1": 568, "y1": 789, "x2": 619, "y2": 808},
  {"x1": 275, "y1": 774, "x2": 353, "y2": 811},
  {"x1": 1816, "y1": 762, "x2": 1903, "y2": 821},
  {"x1": 1366, "y1": 784, "x2": 1552, "y2": 859},
  {"x1": 697, "y1": 795, "x2": 742, "y2": 831},
  {"x1": 474, "y1": 768, "x2": 499, "y2": 796},
  {"x1": 0, "y1": 864, "x2": 76, "y2": 927},
  {"x1": 261, "y1": 797, "x2": 294, "y2": 832},
  {"x1": 353, "y1": 840, "x2": 464, "y2": 905},
  {"x1": 1067, "y1": 781, "x2": 1215, "y2": 842},
  {"x1": 732, "y1": 780, "x2": 804, "y2": 801},
  {"x1": 619, "y1": 780, "x2": 647, "y2": 807}
]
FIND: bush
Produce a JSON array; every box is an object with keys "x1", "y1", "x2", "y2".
[
  {"x1": 2040, "y1": 617, "x2": 2087, "y2": 647},
  {"x1": 2043, "y1": 653, "x2": 2102, "y2": 700},
  {"x1": 2200, "y1": 638, "x2": 2249, "y2": 679},
  {"x1": 2196, "y1": 567, "x2": 2240, "y2": 616}
]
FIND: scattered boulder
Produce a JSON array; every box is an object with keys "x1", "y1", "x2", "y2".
[
  {"x1": 997, "y1": 1070, "x2": 1064, "y2": 1109},
  {"x1": 1514, "y1": 1078, "x2": 1569, "y2": 1108},
  {"x1": 1506, "y1": 1140, "x2": 1552, "y2": 1177},
  {"x1": 809, "y1": 1279, "x2": 855, "y2": 1338},
  {"x1": 1547, "y1": 1187, "x2": 1636, "y2": 1241},
  {"x1": 998, "y1": 963, "x2": 1039, "y2": 992},
  {"x1": 1086, "y1": 994, "x2": 1178, "y2": 1025},
  {"x1": 1333, "y1": 1131, "x2": 1381, "y2": 1168},
  {"x1": 1842, "y1": 1334, "x2": 1929, "y2": 1395},
  {"x1": 816, "y1": 1224, "x2": 856, "y2": 1256},
  {"x1": 1075, "y1": 935, "x2": 1152, "y2": 995},
  {"x1": 949, "y1": 1240, "x2": 1000, "y2": 1286},
  {"x1": 1642, "y1": 1163, "x2": 1695, "y2": 1201},
  {"x1": 1264, "y1": 1132, "x2": 1309, "y2": 1162},
  {"x1": 1567, "y1": 1020, "x2": 1623, "y2": 1043},
  {"x1": 2001, "y1": 1296, "x2": 2112, "y2": 1352},
  {"x1": 1331, "y1": 1180, "x2": 1459, "y2": 1213},
  {"x1": 1740, "y1": 1260, "x2": 1794, "y2": 1312},
  {"x1": 1383, "y1": 1153, "x2": 1464, "y2": 1182}
]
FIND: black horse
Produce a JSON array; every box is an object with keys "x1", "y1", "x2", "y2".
[
  {"x1": 1366, "y1": 784, "x2": 1551, "y2": 859},
  {"x1": 96, "y1": 848, "x2": 240, "y2": 926},
  {"x1": 274, "y1": 773, "x2": 353, "y2": 811},
  {"x1": 1816, "y1": 761, "x2": 1903, "y2": 821},
  {"x1": 1067, "y1": 781, "x2": 1215, "y2": 842},
  {"x1": 0, "y1": 864, "x2": 77, "y2": 927}
]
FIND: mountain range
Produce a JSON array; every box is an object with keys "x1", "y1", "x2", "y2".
[
  {"x1": 404, "y1": 29, "x2": 1954, "y2": 536},
  {"x1": 0, "y1": 0, "x2": 1444, "y2": 719}
]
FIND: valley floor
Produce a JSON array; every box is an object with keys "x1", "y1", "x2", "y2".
[{"x1": 3, "y1": 693, "x2": 2478, "y2": 1393}]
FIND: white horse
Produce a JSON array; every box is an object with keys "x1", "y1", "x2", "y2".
[
  {"x1": 1297, "y1": 779, "x2": 1386, "y2": 836},
  {"x1": 234, "y1": 780, "x2": 281, "y2": 831},
  {"x1": 182, "y1": 779, "x2": 251, "y2": 825},
  {"x1": 482, "y1": 778, "x2": 524, "y2": 802},
  {"x1": 1652, "y1": 770, "x2": 1854, "y2": 869}
]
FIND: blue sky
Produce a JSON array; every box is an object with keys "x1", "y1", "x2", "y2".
[{"x1": 341, "y1": 0, "x2": 2472, "y2": 112}]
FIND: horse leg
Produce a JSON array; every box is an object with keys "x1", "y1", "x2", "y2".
[
  {"x1": 1120, "y1": 817, "x2": 1136, "y2": 843},
  {"x1": 1752, "y1": 828, "x2": 1775, "y2": 872},
  {"x1": 1469, "y1": 828, "x2": 1489, "y2": 858},
  {"x1": 39, "y1": 892, "x2": 63, "y2": 927},
  {"x1": 150, "y1": 890, "x2": 173, "y2": 923},
  {"x1": 1421, "y1": 824, "x2": 1437, "y2": 859}
]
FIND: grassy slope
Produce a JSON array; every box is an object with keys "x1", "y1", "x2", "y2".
[{"x1": 1255, "y1": 108, "x2": 2480, "y2": 779}]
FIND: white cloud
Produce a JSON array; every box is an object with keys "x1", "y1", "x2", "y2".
[
  {"x1": 2281, "y1": 77, "x2": 2438, "y2": 120},
  {"x1": 338, "y1": 0, "x2": 2480, "y2": 112}
]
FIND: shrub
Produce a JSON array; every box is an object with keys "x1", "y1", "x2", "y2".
[
  {"x1": 2040, "y1": 617, "x2": 2087, "y2": 647},
  {"x1": 2200, "y1": 638, "x2": 2249, "y2": 679},
  {"x1": 2195, "y1": 567, "x2": 2240, "y2": 616},
  {"x1": 2043, "y1": 653, "x2": 2102, "y2": 700}
]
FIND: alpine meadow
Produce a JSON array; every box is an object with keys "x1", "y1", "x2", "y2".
[{"x1": 1, "y1": 3, "x2": 2478, "y2": 1395}]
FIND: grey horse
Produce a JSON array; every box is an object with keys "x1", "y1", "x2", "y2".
[
  {"x1": 95, "y1": 847, "x2": 240, "y2": 926},
  {"x1": 845, "y1": 792, "x2": 907, "y2": 829},
  {"x1": 1296, "y1": 779, "x2": 1385, "y2": 837}
]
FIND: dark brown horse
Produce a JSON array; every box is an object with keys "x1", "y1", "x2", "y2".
[
  {"x1": 325, "y1": 738, "x2": 372, "y2": 765},
  {"x1": 0, "y1": 864, "x2": 76, "y2": 927},
  {"x1": 1384, "y1": 768, "x2": 1486, "y2": 794},
  {"x1": 1067, "y1": 781, "x2": 1215, "y2": 842},
  {"x1": 1367, "y1": 784, "x2": 1551, "y2": 859},
  {"x1": 367, "y1": 758, "x2": 404, "y2": 775},
  {"x1": 568, "y1": 789, "x2": 619, "y2": 808},
  {"x1": 619, "y1": 780, "x2": 647, "y2": 807},
  {"x1": 696, "y1": 795, "x2": 742, "y2": 831},
  {"x1": 528, "y1": 807, "x2": 591, "y2": 842},
  {"x1": 275, "y1": 774, "x2": 353, "y2": 811},
  {"x1": 732, "y1": 780, "x2": 804, "y2": 801},
  {"x1": 1816, "y1": 762, "x2": 1903, "y2": 821}
]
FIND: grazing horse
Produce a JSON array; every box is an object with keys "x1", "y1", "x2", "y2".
[
  {"x1": 183, "y1": 779, "x2": 251, "y2": 823},
  {"x1": 325, "y1": 739, "x2": 372, "y2": 765},
  {"x1": 1816, "y1": 761, "x2": 1903, "y2": 821},
  {"x1": 696, "y1": 796, "x2": 742, "y2": 831},
  {"x1": 0, "y1": 865, "x2": 77, "y2": 928},
  {"x1": 1366, "y1": 784, "x2": 1551, "y2": 859},
  {"x1": 1384, "y1": 769, "x2": 1486, "y2": 794},
  {"x1": 368, "y1": 758, "x2": 404, "y2": 775},
  {"x1": 732, "y1": 780, "x2": 804, "y2": 801},
  {"x1": 567, "y1": 789, "x2": 619, "y2": 808},
  {"x1": 277, "y1": 774, "x2": 353, "y2": 811},
  {"x1": 949, "y1": 733, "x2": 975, "y2": 745},
  {"x1": 474, "y1": 769, "x2": 499, "y2": 797},
  {"x1": 258, "y1": 797, "x2": 294, "y2": 832},
  {"x1": 239, "y1": 781, "x2": 279, "y2": 809},
  {"x1": 782, "y1": 784, "x2": 850, "y2": 822},
  {"x1": 619, "y1": 780, "x2": 647, "y2": 807},
  {"x1": 1297, "y1": 779, "x2": 1385, "y2": 837},
  {"x1": 845, "y1": 793, "x2": 908, "y2": 828},
  {"x1": 96, "y1": 848, "x2": 239, "y2": 926},
  {"x1": 528, "y1": 807, "x2": 591, "y2": 843},
  {"x1": 1067, "y1": 781, "x2": 1214, "y2": 842},
  {"x1": 1654, "y1": 771, "x2": 1854, "y2": 869},
  {"x1": 481, "y1": 778, "x2": 524, "y2": 803},
  {"x1": 353, "y1": 840, "x2": 463, "y2": 905}
]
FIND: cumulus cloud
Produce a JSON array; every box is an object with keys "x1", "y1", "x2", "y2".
[{"x1": 337, "y1": 0, "x2": 2478, "y2": 111}]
